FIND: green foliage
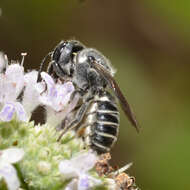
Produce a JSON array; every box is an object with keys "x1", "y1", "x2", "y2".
[{"x1": 0, "y1": 120, "x2": 110, "y2": 190}]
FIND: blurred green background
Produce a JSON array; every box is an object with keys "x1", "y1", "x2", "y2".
[{"x1": 1, "y1": 0, "x2": 190, "y2": 189}]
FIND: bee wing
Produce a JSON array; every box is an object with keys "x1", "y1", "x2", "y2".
[{"x1": 92, "y1": 61, "x2": 140, "y2": 133}]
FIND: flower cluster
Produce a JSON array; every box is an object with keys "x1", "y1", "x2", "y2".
[
  {"x1": 0, "y1": 52, "x2": 78, "y2": 125},
  {"x1": 0, "y1": 52, "x2": 84, "y2": 190},
  {"x1": 0, "y1": 52, "x2": 138, "y2": 190}
]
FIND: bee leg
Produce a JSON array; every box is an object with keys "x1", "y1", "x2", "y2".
[
  {"x1": 37, "y1": 62, "x2": 53, "y2": 95},
  {"x1": 47, "y1": 61, "x2": 60, "y2": 81},
  {"x1": 37, "y1": 52, "x2": 52, "y2": 82},
  {"x1": 69, "y1": 88, "x2": 85, "y2": 105},
  {"x1": 57, "y1": 99, "x2": 92, "y2": 141},
  {"x1": 38, "y1": 61, "x2": 55, "y2": 95},
  {"x1": 47, "y1": 61, "x2": 54, "y2": 75}
]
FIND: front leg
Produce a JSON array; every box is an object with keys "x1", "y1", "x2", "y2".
[
  {"x1": 57, "y1": 97, "x2": 92, "y2": 141},
  {"x1": 37, "y1": 52, "x2": 52, "y2": 82},
  {"x1": 47, "y1": 61, "x2": 60, "y2": 81}
]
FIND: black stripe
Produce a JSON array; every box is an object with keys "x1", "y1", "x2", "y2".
[
  {"x1": 94, "y1": 122, "x2": 118, "y2": 136},
  {"x1": 97, "y1": 112, "x2": 119, "y2": 124},
  {"x1": 98, "y1": 101, "x2": 118, "y2": 112},
  {"x1": 90, "y1": 144, "x2": 108, "y2": 154},
  {"x1": 92, "y1": 134, "x2": 114, "y2": 147}
]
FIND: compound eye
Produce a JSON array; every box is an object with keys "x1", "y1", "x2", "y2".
[{"x1": 53, "y1": 42, "x2": 67, "y2": 62}]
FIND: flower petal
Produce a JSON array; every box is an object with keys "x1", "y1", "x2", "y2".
[
  {"x1": 59, "y1": 160, "x2": 78, "y2": 179},
  {"x1": 23, "y1": 71, "x2": 41, "y2": 117},
  {"x1": 38, "y1": 72, "x2": 76, "y2": 112},
  {"x1": 1, "y1": 148, "x2": 24, "y2": 164},
  {"x1": 0, "y1": 77, "x2": 18, "y2": 103},
  {"x1": 58, "y1": 82, "x2": 75, "y2": 108},
  {"x1": 0, "y1": 103, "x2": 15, "y2": 121},
  {"x1": 35, "y1": 81, "x2": 46, "y2": 94},
  {"x1": 14, "y1": 102, "x2": 28, "y2": 122},
  {"x1": 0, "y1": 164, "x2": 20, "y2": 190},
  {"x1": 71, "y1": 151, "x2": 98, "y2": 172},
  {"x1": 5, "y1": 64, "x2": 24, "y2": 98},
  {"x1": 40, "y1": 72, "x2": 55, "y2": 90},
  {"x1": 78, "y1": 174, "x2": 90, "y2": 190},
  {"x1": 46, "y1": 94, "x2": 79, "y2": 127},
  {"x1": 5, "y1": 64, "x2": 24, "y2": 81},
  {"x1": 52, "y1": 82, "x2": 75, "y2": 112}
]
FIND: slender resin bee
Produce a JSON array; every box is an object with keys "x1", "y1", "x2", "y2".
[{"x1": 38, "y1": 40, "x2": 139, "y2": 154}]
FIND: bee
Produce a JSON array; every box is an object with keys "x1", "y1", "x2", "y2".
[{"x1": 38, "y1": 40, "x2": 139, "y2": 154}]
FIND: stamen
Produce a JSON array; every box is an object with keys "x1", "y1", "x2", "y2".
[{"x1": 21, "y1": 52, "x2": 27, "y2": 66}]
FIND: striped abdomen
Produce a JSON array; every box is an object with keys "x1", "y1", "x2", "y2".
[{"x1": 84, "y1": 92, "x2": 120, "y2": 154}]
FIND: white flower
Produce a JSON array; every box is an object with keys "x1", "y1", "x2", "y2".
[
  {"x1": 0, "y1": 64, "x2": 24, "y2": 103},
  {"x1": 37, "y1": 72, "x2": 75, "y2": 112},
  {"x1": 0, "y1": 102, "x2": 27, "y2": 122},
  {"x1": 36, "y1": 72, "x2": 79, "y2": 126},
  {"x1": 45, "y1": 93, "x2": 79, "y2": 127},
  {"x1": 0, "y1": 148, "x2": 25, "y2": 190},
  {"x1": 59, "y1": 151, "x2": 101, "y2": 190},
  {"x1": 22, "y1": 71, "x2": 41, "y2": 118},
  {"x1": 0, "y1": 54, "x2": 42, "y2": 122},
  {"x1": 0, "y1": 53, "x2": 78, "y2": 124},
  {"x1": 0, "y1": 63, "x2": 27, "y2": 122}
]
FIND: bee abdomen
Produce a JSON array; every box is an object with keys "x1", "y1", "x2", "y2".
[
  {"x1": 97, "y1": 112, "x2": 119, "y2": 124},
  {"x1": 98, "y1": 101, "x2": 118, "y2": 112},
  {"x1": 89, "y1": 99, "x2": 119, "y2": 154},
  {"x1": 91, "y1": 134, "x2": 114, "y2": 153},
  {"x1": 90, "y1": 122, "x2": 117, "y2": 152},
  {"x1": 94, "y1": 122, "x2": 118, "y2": 136}
]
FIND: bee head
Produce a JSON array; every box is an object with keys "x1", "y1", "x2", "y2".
[{"x1": 52, "y1": 40, "x2": 85, "y2": 78}]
